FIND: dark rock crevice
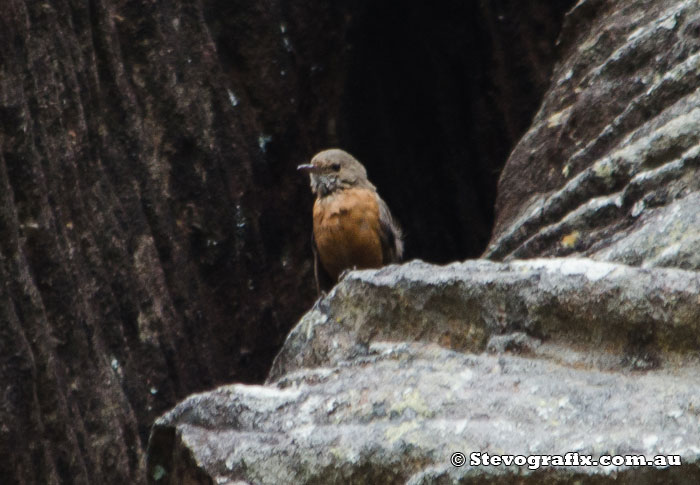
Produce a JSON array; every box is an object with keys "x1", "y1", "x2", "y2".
[{"x1": 337, "y1": 1, "x2": 573, "y2": 263}]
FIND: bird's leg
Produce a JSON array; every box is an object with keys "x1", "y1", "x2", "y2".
[
  {"x1": 311, "y1": 291, "x2": 329, "y2": 313},
  {"x1": 338, "y1": 265, "x2": 358, "y2": 282}
]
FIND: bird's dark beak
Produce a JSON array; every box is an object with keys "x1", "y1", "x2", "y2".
[{"x1": 297, "y1": 163, "x2": 315, "y2": 172}]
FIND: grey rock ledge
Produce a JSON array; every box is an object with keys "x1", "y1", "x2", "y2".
[{"x1": 148, "y1": 258, "x2": 700, "y2": 484}]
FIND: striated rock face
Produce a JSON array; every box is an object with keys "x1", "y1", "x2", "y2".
[
  {"x1": 147, "y1": 0, "x2": 700, "y2": 483},
  {"x1": 0, "y1": 1, "x2": 324, "y2": 483},
  {"x1": 487, "y1": 0, "x2": 700, "y2": 268}
]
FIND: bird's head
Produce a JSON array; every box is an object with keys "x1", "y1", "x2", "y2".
[{"x1": 298, "y1": 149, "x2": 375, "y2": 196}]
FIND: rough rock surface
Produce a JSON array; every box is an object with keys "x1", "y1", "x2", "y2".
[
  {"x1": 152, "y1": 345, "x2": 700, "y2": 485},
  {"x1": 487, "y1": 0, "x2": 700, "y2": 268},
  {"x1": 269, "y1": 259, "x2": 700, "y2": 380},
  {"x1": 149, "y1": 260, "x2": 700, "y2": 484}
]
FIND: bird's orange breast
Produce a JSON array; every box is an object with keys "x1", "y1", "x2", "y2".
[{"x1": 313, "y1": 187, "x2": 383, "y2": 281}]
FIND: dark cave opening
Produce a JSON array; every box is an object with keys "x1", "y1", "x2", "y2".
[
  {"x1": 204, "y1": 0, "x2": 574, "y2": 266},
  {"x1": 337, "y1": 0, "x2": 574, "y2": 263}
]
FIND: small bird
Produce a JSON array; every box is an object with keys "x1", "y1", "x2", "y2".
[{"x1": 298, "y1": 149, "x2": 404, "y2": 294}]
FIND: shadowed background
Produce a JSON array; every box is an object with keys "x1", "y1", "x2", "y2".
[{"x1": 0, "y1": 1, "x2": 571, "y2": 482}]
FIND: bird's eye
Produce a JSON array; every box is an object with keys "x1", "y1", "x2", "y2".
[{"x1": 331, "y1": 163, "x2": 341, "y2": 171}]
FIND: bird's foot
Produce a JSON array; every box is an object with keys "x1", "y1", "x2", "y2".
[
  {"x1": 312, "y1": 291, "x2": 329, "y2": 312},
  {"x1": 338, "y1": 266, "x2": 358, "y2": 281}
]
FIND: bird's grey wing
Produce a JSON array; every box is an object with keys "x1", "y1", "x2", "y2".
[{"x1": 377, "y1": 196, "x2": 404, "y2": 264}]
